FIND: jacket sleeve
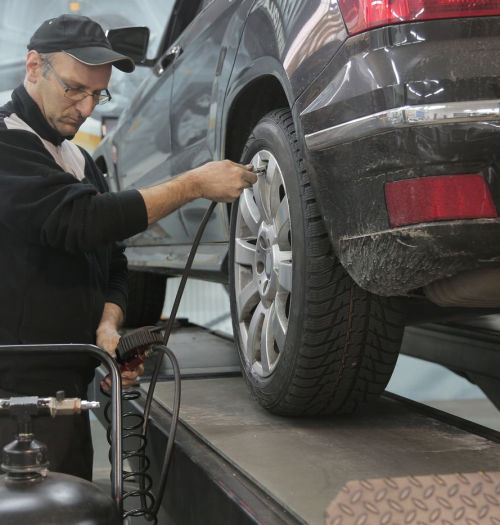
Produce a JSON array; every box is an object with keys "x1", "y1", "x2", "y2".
[
  {"x1": 0, "y1": 129, "x2": 148, "y2": 253},
  {"x1": 105, "y1": 241, "x2": 129, "y2": 315},
  {"x1": 77, "y1": 148, "x2": 132, "y2": 314}
]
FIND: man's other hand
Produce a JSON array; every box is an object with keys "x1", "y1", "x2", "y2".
[
  {"x1": 97, "y1": 323, "x2": 144, "y2": 391},
  {"x1": 100, "y1": 363, "x2": 144, "y2": 392}
]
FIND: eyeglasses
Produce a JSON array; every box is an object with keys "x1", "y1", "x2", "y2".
[{"x1": 43, "y1": 59, "x2": 112, "y2": 105}]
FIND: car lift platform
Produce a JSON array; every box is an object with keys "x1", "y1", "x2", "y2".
[{"x1": 93, "y1": 323, "x2": 500, "y2": 524}]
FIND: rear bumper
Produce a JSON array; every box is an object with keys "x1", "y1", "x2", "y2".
[
  {"x1": 304, "y1": 119, "x2": 500, "y2": 295},
  {"x1": 296, "y1": 17, "x2": 500, "y2": 295},
  {"x1": 339, "y1": 219, "x2": 500, "y2": 295}
]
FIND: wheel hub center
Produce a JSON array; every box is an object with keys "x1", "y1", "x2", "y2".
[
  {"x1": 265, "y1": 252, "x2": 272, "y2": 277},
  {"x1": 255, "y1": 223, "x2": 278, "y2": 304}
]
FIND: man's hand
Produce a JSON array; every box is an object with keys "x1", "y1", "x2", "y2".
[
  {"x1": 97, "y1": 302, "x2": 144, "y2": 391},
  {"x1": 100, "y1": 365, "x2": 144, "y2": 392},
  {"x1": 191, "y1": 160, "x2": 258, "y2": 202},
  {"x1": 139, "y1": 159, "x2": 258, "y2": 225}
]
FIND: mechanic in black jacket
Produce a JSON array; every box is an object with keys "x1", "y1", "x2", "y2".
[{"x1": 0, "y1": 14, "x2": 256, "y2": 480}]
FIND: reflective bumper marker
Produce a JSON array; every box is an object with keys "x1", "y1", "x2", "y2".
[{"x1": 385, "y1": 174, "x2": 498, "y2": 228}]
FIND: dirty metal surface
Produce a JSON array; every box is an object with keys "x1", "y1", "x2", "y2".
[{"x1": 146, "y1": 376, "x2": 500, "y2": 524}]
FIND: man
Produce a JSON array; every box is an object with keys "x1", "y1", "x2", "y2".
[{"x1": 0, "y1": 14, "x2": 256, "y2": 480}]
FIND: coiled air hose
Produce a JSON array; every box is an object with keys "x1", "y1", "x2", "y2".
[{"x1": 103, "y1": 201, "x2": 218, "y2": 523}]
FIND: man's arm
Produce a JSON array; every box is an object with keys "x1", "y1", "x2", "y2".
[
  {"x1": 96, "y1": 159, "x2": 256, "y2": 389},
  {"x1": 138, "y1": 160, "x2": 257, "y2": 225}
]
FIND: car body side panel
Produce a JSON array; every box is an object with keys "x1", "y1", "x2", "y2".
[
  {"x1": 110, "y1": 62, "x2": 175, "y2": 247},
  {"x1": 112, "y1": 73, "x2": 173, "y2": 193},
  {"x1": 168, "y1": 0, "x2": 254, "y2": 243}
]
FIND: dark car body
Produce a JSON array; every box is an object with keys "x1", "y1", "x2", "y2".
[
  {"x1": 299, "y1": 16, "x2": 500, "y2": 295},
  {"x1": 94, "y1": 0, "x2": 500, "y2": 415}
]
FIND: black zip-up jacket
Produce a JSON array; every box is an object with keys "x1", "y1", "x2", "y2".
[{"x1": 0, "y1": 85, "x2": 148, "y2": 395}]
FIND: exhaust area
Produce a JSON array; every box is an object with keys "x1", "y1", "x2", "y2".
[{"x1": 424, "y1": 267, "x2": 500, "y2": 307}]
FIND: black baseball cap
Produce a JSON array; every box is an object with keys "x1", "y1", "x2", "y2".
[{"x1": 27, "y1": 14, "x2": 135, "y2": 72}]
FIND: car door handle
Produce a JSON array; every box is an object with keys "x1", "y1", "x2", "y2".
[{"x1": 155, "y1": 45, "x2": 183, "y2": 75}]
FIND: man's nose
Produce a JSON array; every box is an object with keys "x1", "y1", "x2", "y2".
[{"x1": 75, "y1": 95, "x2": 97, "y2": 118}]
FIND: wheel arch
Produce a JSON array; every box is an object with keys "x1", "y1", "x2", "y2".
[{"x1": 223, "y1": 74, "x2": 290, "y2": 162}]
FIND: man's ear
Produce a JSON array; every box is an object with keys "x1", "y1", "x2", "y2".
[{"x1": 25, "y1": 50, "x2": 44, "y2": 84}]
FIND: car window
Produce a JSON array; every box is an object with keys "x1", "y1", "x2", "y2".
[{"x1": 162, "y1": 0, "x2": 205, "y2": 51}]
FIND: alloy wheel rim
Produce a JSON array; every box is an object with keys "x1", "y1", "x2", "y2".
[{"x1": 234, "y1": 150, "x2": 292, "y2": 378}]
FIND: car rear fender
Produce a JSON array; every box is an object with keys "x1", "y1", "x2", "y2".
[
  {"x1": 218, "y1": 0, "x2": 348, "y2": 207},
  {"x1": 236, "y1": 0, "x2": 347, "y2": 100}
]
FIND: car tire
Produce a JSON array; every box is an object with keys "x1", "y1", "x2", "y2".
[
  {"x1": 124, "y1": 270, "x2": 167, "y2": 328},
  {"x1": 229, "y1": 109, "x2": 406, "y2": 415}
]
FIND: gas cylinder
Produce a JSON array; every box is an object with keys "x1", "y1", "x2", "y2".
[
  {"x1": 0, "y1": 394, "x2": 121, "y2": 525},
  {"x1": 0, "y1": 471, "x2": 121, "y2": 525}
]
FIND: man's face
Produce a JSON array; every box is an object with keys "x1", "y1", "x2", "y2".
[{"x1": 26, "y1": 51, "x2": 112, "y2": 137}]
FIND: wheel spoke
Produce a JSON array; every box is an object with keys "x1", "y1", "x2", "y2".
[
  {"x1": 255, "y1": 150, "x2": 269, "y2": 168},
  {"x1": 278, "y1": 256, "x2": 292, "y2": 293},
  {"x1": 260, "y1": 309, "x2": 272, "y2": 374},
  {"x1": 260, "y1": 305, "x2": 273, "y2": 374},
  {"x1": 239, "y1": 188, "x2": 261, "y2": 236},
  {"x1": 272, "y1": 300, "x2": 287, "y2": 353},
  {"x1": 274, "y1": 198, "x2": 291, "y2": 248},
  {"x1": 234, "y1": 238, "x2": 256, "y2": 267},
  {"x1": 256, "y1": 155, "x2": 282, "y2": 224},
  {"x1": 268, "y1": 157, "x2": 284, "y2": 218},
  {"x1": 266, "y1": 155, "x2": 279, "y2": 186},
  {"x1": 237, "y1": 279, "x2": 259, "y2": 322},
  {"x1": 253, "y1": 173, "x2": 271, "y2": 224},
  {"x1": 246, "y1": 303, "x2": 265, "y2": 364}
]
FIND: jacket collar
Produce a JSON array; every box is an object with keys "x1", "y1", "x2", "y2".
[{"x1": 11, "y1": 84, "x2": 67, "y2": 146}]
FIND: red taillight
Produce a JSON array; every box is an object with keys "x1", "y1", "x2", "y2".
[
  {"x1": 338, "y1": 0, "x2": 500, "y2": 35},
  {"x1": 385, "y1": 174, "x2": 498, "y2": 228}
]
